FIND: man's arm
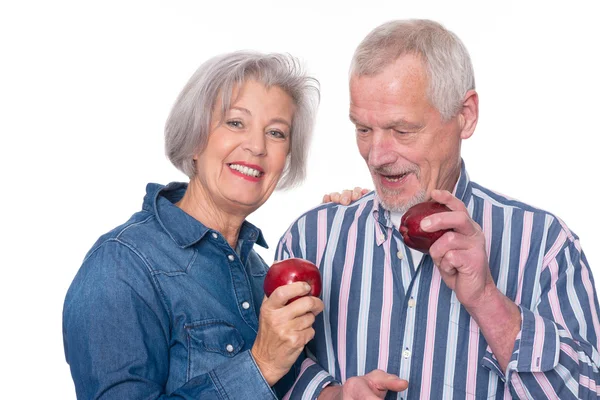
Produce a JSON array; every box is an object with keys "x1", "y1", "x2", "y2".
[{"x1": 425, "y1": 189, "x2": 600, "y2": 398}]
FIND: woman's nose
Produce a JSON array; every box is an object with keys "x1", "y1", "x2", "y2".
[{"x1": 242, "y1": 129, "x2": 267, "y2": 156}]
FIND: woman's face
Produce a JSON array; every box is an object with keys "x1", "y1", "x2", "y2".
[{"x1": 193, "y1": 80, "x2": 294, "y2": 216}]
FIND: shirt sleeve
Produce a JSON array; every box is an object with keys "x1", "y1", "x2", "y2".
[
  {"x1": 63, "y1": 239, "x2": 277, "y2": 400},
  {"x1": 275, "y1": 231, "x2": 339, "y2": 400},
  {"x1": 481, "y1": 236, "x2": 600, "y2": 399}
]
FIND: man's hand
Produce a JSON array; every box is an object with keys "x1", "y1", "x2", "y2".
[
  {"x1": 422, "y1": 189, "x2": 521, "y2": 370},
  {"x1": 323, "y1": 187, "x2": 370, "y2": 205},
  {"x1": 422, "y1": 189, "x2": 495, "y2": 309},
  {"x1": 319, "y1": 370, "x2": 408, "y2": 399},
  {"x1": 252, "y1": 282, "x2": 324, "y2": 386}
]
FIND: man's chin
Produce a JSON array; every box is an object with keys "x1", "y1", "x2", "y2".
[{"x1": 377, "y1": 189, "x2": 426, "y2": 213}]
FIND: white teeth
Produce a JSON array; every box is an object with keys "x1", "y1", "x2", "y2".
[{"x1": 230, "y1": 164, "x2": 261, "y2": 177}]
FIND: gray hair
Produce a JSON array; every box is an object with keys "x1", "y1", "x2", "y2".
[
  {"x1": 350, "y1": 19, "x2": 475, "y2": 120},
  {"x1": 165, "y1": 51, "x2": 320, "y2": 189}
]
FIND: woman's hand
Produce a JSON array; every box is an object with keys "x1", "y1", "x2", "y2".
[
  {"x1": 251, "y1": 282, "x2": 324, "y2": 386},
  {"x1": 323, "y1": 187, "x2": 370, "y2": 205}
]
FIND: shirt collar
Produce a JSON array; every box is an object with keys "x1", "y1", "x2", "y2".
[
  {"x1": 371, "y1": 159, "x2": 472, "y2": 245},
  {"x1": 142, "y1": 182, "x2": 268, "y2": 249}
]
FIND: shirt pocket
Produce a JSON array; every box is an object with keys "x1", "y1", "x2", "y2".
[{"x1": 185, "y1": 319, "x2": 245, "y2": 381}]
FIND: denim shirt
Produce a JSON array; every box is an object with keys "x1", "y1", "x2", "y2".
[{"x1": 63, "y1": 182, "x2": 295, "y2": 399}]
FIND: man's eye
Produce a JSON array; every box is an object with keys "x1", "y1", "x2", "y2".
[
  {"x1": 227, "y1": 120, "x2": 243, "y2": 128},
  {"x1": 356, "y1": 127, "x2": 370, "y2": 134},
  {"x1": 394, "y1": 129, "x2": 409, "y2": 135}
]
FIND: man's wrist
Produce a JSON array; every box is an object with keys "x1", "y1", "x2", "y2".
[
  {"x1": 465, "y1": 283, "x2": 521, "y2": 370},
  {"x1": 318, "y1": 386, "x2": 342, "y2": 400}
]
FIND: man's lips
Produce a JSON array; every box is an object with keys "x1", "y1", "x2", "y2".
[{"x1": 380, "y1": 172, "x2": 410, "y2": 182}]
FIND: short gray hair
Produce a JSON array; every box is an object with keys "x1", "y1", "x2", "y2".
[
  {"x1": 350, "y1": 19, "x2": 475, "y2": 120},
  {"x1": 165, "y1": 51, "x2": 320, "y2": 189}
]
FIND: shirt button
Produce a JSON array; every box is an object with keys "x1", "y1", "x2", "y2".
[
  {"x1": 396, "y1": 251, "x2": 403, "y2": 259},
  {"x1": 403, "y1": 349, "x2": 411, "y2": 359},
  {"x1": 226, "y1": 344, "x2": 234, "y2": 353},
  {"x1": 211, "y1": 232, "x2": 218, "y2": 239},
  {"x1": 227, "y1": 254, "x2": 235, "y2": 261},
  {"x1": 378, "y1": 235, "x2": 385, "y2": 242},
  {"x1": 242, "y1": 301, "x2": 250, "y2": 310},
  {"x1": 408, "y1": 298, "x2": 416, "y2": 308}
]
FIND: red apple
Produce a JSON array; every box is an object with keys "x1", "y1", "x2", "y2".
[
  {"x1": 264, "y1": 258, "x2": 322, "y2": 303},
  {"x1": 399, "y1": 201, "x2": 452, "y2": 253}
]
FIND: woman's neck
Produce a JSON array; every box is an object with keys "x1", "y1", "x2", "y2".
[{"x1": 176, "y1": 179, "x2": 246, "y2": 248}]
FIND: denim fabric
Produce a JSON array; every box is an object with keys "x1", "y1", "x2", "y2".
[{"x1": 63, "y1": 182, "x2": 295, "y2": 399}]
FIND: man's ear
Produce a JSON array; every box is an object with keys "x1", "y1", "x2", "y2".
[{"x1": 459, "y1": 90, "x2": 479, "y2": 140}]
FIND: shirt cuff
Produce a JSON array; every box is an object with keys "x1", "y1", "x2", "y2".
[
  {"x1": 209, "y1": 350, "x2": 278, "y2": 400},
  {"x1": 286, "y1": 358, "x2": 338, "y2": 400},
  {"x1": 481, "y1": 306, "x2": 560, "y2": 380}
]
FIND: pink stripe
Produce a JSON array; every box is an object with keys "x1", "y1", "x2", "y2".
[
  {"x1": 516, "y1": 212, "x2": 533, "y2": 304},
  {"x1": 284, "y1": 230, "x2": 295, "y2": 258},
  {"x1": 282, "y1": 358, "x2": 316, "y2": 400},
  {"x1": 532, "y1": 373, "x2": 558, "y2": 399},
  {"x1": 483, "y1": 200, "x2": 492, "y2": 259},
  {"x1": 316, "y1": 209, "x2": 327, "y2": 266},
  {"x1": 579, "y1": 373, "x2": 597, "y2": 392},
  {"x1": 377, "y1": 230, "x2": 393, "y2": 370},
  {"x1": 542, "y1": 230, "x2": 567, "y2": 268},
  {"x1": 560, "y1": 342, "x2": 579, "y2": 363},
  {"x1": 337, "y1": 202, "x2": 367, "y2": 382},
  {"x1": 503, "y1": 385, "x2": 513, "y2": 399},
  {"x1": 461, "y1": 200, "x2": 492, "y2": 399},
  {"x1": 547, "y1": 259, "x2": 572, "y2": 337},
  {"x1": 531, "y1": 316, "x2": 545, "y2": 370},
  {"x1": 511, "y1": 374, "x2": 529, "y2": 398},
  {"x1": 419, "y1": 267, "x2": 442, "y2": 400},
  {"x1": 580, "y1": 259, "x2": 600, "y2": 350},
  {"x1": 277, "y1": 227, "x2": 292, "y2": 260},
  {"x1": 465, "y1": 319, "x2": 480, "y2": 399}
]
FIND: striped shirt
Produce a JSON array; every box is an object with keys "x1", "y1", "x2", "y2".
[{"x1": 275, "y1": 162, "x2": 600, "y2": 399}]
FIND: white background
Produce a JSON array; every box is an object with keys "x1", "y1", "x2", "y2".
[{"x1": 1, "y1": 0, "x2": 599, "y2": 397}]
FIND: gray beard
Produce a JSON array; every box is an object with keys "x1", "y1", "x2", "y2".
[{"x1": 378, "y1": 188, "x2": 427, "y2": 214}]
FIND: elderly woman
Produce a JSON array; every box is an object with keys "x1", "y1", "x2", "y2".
[{"x1": 63, "y1": 51, "x2": 360, "y2": 399}]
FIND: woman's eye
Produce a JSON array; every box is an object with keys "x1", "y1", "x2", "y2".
[
  {"x1": 267, "y1": 130, "x2": 286, "y2": 139},
  {"x1": 227, "y1": 120, "x2": 243, "y2": 128}
]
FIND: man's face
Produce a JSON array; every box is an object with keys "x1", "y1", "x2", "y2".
[{"x1": 350, "y1": 54, "x2": 465, "y2": 213}]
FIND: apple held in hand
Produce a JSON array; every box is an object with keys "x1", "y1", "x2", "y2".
[
  {"x1": 400, "y1": 201, "x2": 451, "y2": 253},
  {"x1": 264, "y1": 258, "x2": 322, "y2": 303}
]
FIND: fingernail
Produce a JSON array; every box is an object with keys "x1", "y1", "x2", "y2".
[
  {"x1": 421, "y1": 218, "x2": 431, "y2": 229},
  {"x1": 304, "y1": 283, "x2": 311, "y2": 291}
]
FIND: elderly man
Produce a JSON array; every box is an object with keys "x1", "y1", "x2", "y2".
[{"x1": 277, "y1": 19, "x2": 600, "y2": 399}]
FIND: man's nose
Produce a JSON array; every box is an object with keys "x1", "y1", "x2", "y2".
[
  {"x1": 243, "y1": 129, "x2": 267, "y2": 156},
  {"x1": 368, "y1": 130, "x2": 397, "y2": 167}
]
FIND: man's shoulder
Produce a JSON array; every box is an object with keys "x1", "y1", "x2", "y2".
[
  {"x1": 470, "y1": 181, "x2": 551, "y2": 214},
  {"x1": 469, "y1": 181, "x2": 578, "y2": 243}
]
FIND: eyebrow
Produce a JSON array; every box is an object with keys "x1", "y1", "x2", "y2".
[
  {"x1": 230, "y1": 107, "x2": 292, "y2": 129},
  {"x1": 349, "y1": 114, "x2": 423, "y2": 131}
]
